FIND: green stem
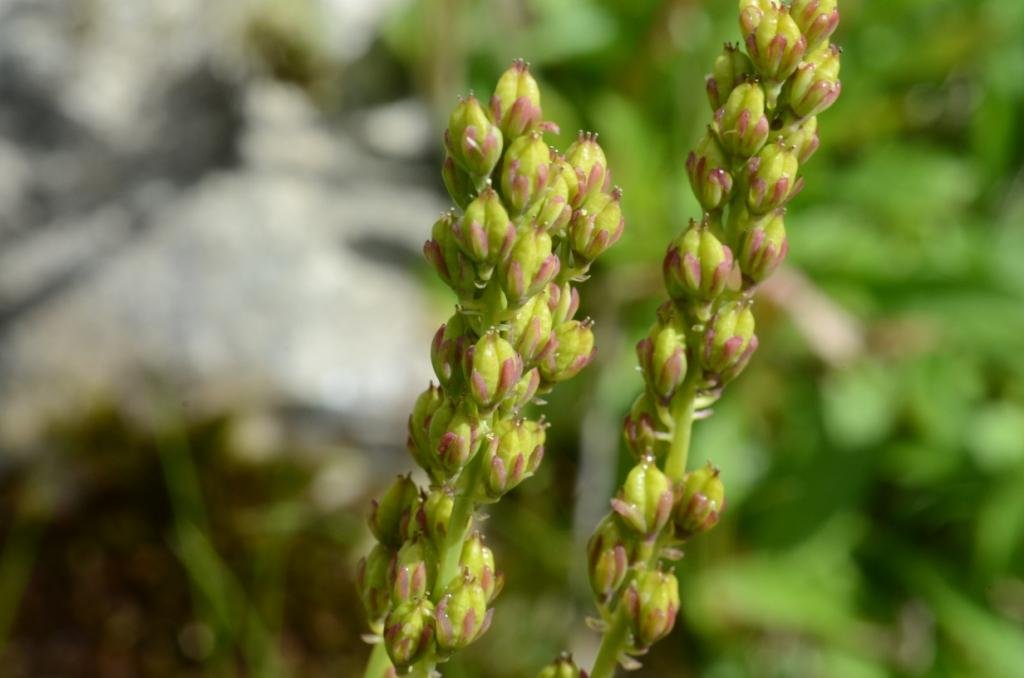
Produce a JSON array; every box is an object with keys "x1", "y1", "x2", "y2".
[
  {"x1": 590, "y1": 607, "x2": 629, "y2": 678},
  {"x1": 363, "y1": 643, "x2": 392, "y2": 678},
  {"x1": 664, "y1": 381, "x2": 698, "y2": 482},
  {"x1": 434, "y1": 448, "x2": 485, "y2": 597}
]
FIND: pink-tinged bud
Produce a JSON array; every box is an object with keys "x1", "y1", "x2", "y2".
[
  {"x1": 746, "y1": 139, "x2": 801, "y2": 214},
  {"x1": 781, "y1": 114, "x2": 820, "y2": 163},
  {"x1": 714, "y1": 81, "x2": 771, "y2": 158},
  {"x1": 587, "y1": 515, "x2": 636, "y2": 605},
  {"x1": 435, "y1": 573, "x2": 492, "y2": 653},
  {"x1": 550, "y1": 154, "x2": 581, "y2": 210},
  {"x1": 538, "y1": 319, "x2": 596, "y2": 384},
  {"x1": 675, "y1": 461, "x2": 726, "y2": 538},
  {"x1": 569, "y1": 188, "x2": 625, "y2": 262},
  {"x1": 408, "y1": 383, "x2": 444, "y2": 472},
  {"x1": 623, "y1": 393, "x2": 665, "y2": 460},
  {"x1": 383, "y1": 598, "x2": 435, "y2": 670},
  {"x1": 787, "y1": 44, "x2": 842, "y2": 118},
  {"x1": 738, "y1": 209, "x2": 788, "y2": 285},
  {"x1": 701, "y1": 301, "x2": 758, "y2": 381},
  {"x1": 565, "y1": 131, "x2": 609, "y2": 207},
  {"x1": 356, "y1": 543, "x2": 393, "y2": 628},
  {"x1": 524, "y1": 171, "x2": 572, "y2": 236},
  {"x1": 623, "y1": 568, "x2": 679, "y2": 650},
  {"x1": 507, "y1": 293, "x2": 554, "y2": 365},
  {"x1": 424, "y1": 211, "x2": 479, "y2": 299},
  {"x1": 538, "y1": 652, "x2": 588, "y2": 678},
  {"x1": 483, "y1": 417, "x2": 545, "y2": 499},
  {"x1": 662, "y1": 219, "x2": 734, "y2": 309},
  {"x1": 498, "y1": 227, "x2": 560, "y2": 307},
  {"x1": 442, "y1": 153, "x2": 476, "y2": 209},
  {"x1": 501, "y1": 367, "x2": 541, "y2": 415},
  {"x1": 686, "y1": 129, "x2": 734, "y2": 212},
  {"x1": 611, "y1": 455, "x2": 674, "y2": 536},
  {"x1": 454, "y1": 187, "x2": 515, "y2": 268},
  {"x1": 463, "y1": 332, "x2": 524, "y2": 410},
  {"x1": 500, "y1": 132, "x2": 552, "y2": 215},
  {"x1": 390, "y1": 537, "x2": 436, "y2": 603},
  {"x1": 790, "y1": 0, "x2": 839, "y2": 49},
  {"x1": 547, "y1": 282, "x2": 580, "y2": 325},
  {"x1": 368, "y1": 474, "x2": 421, "y2": 548},
  {"x1": 459, "y1": 532, "x2": 505, "y2": 604},
  {"x1": 707, "y1": 42, "x2": 754, "y2": 110},
  {"x1": 491, "y1": 59, "x2": 544, "y2": 138},
  {"x1": 445, "y1": 94, "x2": 504, "y2": 179},
  {"x1": 430, "y1": 314, "x2": 469, "y2": 392},
  {"x1": 739, "y1": 0, "x2": 807, "y2": 83},
  {"x1": 427, "y1": 399, "x2": 483, "y2": 477},
  {"x1": 417, "y1": 486, "x2": 457, "y2": 549},
  {"x1": 636, "y1": 319, "x2": 689, "y2": 403}
]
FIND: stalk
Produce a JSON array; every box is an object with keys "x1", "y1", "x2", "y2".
[{"x1": 590, "y1": 609, "x2": 629, "y2": 678}]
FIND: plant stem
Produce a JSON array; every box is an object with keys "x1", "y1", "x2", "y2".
[
  {"x1": 434, "y1": 447, "x2": 485, "y2": 597},
  {"x1": 590, "y1": 608, "x2": 629, "y2": 678},
  {"x1": 664, "y1": 381, "x2": 698, "y2": 482},
  {"x1": 363, "y1": 643, "x2": 392, "y2": 678}
]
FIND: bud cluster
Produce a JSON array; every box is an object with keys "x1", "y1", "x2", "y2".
[
  {"x1": 360, "y1": 60, "x2": 624, "y2": 673},
  {"x1": 585, "y1": 2, "x2": 842, "y2": 671}
]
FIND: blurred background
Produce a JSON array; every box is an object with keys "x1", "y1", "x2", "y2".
[{"x1": 1, "y1": 0, "x2": 1023, "y2": 676}]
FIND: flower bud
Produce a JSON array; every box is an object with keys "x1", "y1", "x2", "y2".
[
  {"x1": 715, "y1": 81, "x2": 771, "y2": 158},
  {"x1": 565, "y1": 131, "x2": 609, "y2": 206},
  {"x1": 427, "y1": 399, "x2": 483, "y2": 476},
  {"x1": 686, "y1": 130, "x2": 734, "y2": 212},
  {"x1": 636, "y1": 319, "x2": 688, "y2": 402},
  {"x1": 675, "y1": 461, "x2": 726, "y2": 538},
  {"x1": 739, "y1": 0, "x2": 807, "y2": 83},
  {"x1": 623, "y1": 569, "x2": 679, "y2": 650},
  {"x1": 569, "y1": 188, "x2": 625, "y2": 263},
  {"x1": 746, "y1": 139, "x2": 801, "y2": 214},
  {"x1": 701, "y1": 301, "x2": 758, "y2": 379},
  {"x1": 356, "y1": 544, "x2": 393, "y2": 627},
  {"x1": 459, "y1": 532, "x2": 505, "y2": 603},
  {"x1": 435, "y1": 574, "x2": 492, "y2": 653},
  {"x1": 501, "y1": 132, "x2": 552, "y2": 215},
  {"x1": 611, "y1": 456, "x2": 674, "y2": 536},
  {"x1": 417, "y1": 486, "x2": 456, "y2": 548},
  {"x1": 781, "y1": 115, "x2": 819, "y2": 163},
  {"x1": 507, "y1": 290, "x2": 554, "y2": 365},
  {"x1": 408, "y1": 383, "x2": 444, "y2": 471},
  {"x1": 547, "y1": 282, "x2": 580, "y2": 325},
  {"x1": 662, "y1": 220, "x2": 734, "y2": 308},
  {"x1": 790, "y1": 0, "x2": 839, "y2": 49},
  {"x1": 706, "y1": 42, "x2": 754, "y2": 110},
  {"x1": 738, "y1": 209, "x2": 788, "y2": 284},
  {"x1": 550, "y1": 154, "x2": 581, "y2": 210},
  {"x1": 538, "y1": 653, "x2": 587, "y2": 678},
  {"x1": 454, "y1": 187, "x2": 515, "y2": 268},
  {"x1": 463, "y1": 332, "x2": 523, "y2": 410},
  {"x1": 431, "y1": 314, "x2": 469, "y2": 392},
  {"x1": 383, "y1": 598, "x2": 435, "y2": 670},
  {"x1": 539, "y1": 320, "x2": 596, "y2": 384},
  {"x1": 483, "y1": 417, "x2": 545, "y2": 498},
  {"x1": 424, "y1": 211, "x2": 479, "y2": 298},
  {"x1": 623, "y1": 393, "x2": 665, "y2": 460},
  {"x1": 491, "y1": 59, "x2": 543, "y2": 138},
  {"x1": 787, "y1": 44, "x2": 842, "y2": 119},
  {"x1": 501, "y1": 367, "x2": 541, "y2": 414},
  {"x1": 442, "y1": 153, "x2": 476, "y2": 208},
  {"x1": 391, "y1": 537, "x2": 436, "y2": 603},
  {"x1": 587, "y1": 515, "x2": 635, "y2": 605},
  {"x1": 498, "y1": 227, "x2": 560, "y2": 307},
  {"x1": 445, "y1": 94, "x2": 503, "y2": 179},
  {"x1": 524, "y1": 171, "x2": 572, "y2": 235},
  {"x1": 368, "y1": 475, "x2": 421, "y2": 548}
]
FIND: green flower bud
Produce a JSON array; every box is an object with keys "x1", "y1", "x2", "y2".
[
  {"x1": 427, "y1": 398, "x2": 483, "y2": 477},
  {"x1": 391, "y1": 537, "x2": 436, "y2": 603},
  {"x1": 507, "y1": 287, "x2": 554, "y2": 365},
  {"x1": 550, "y1": 154, "x2": 581, "y2": 210},
  {"x1": 686, "y1": 129, "x2": 734, "y2": 212},
  {"x1": 407, "y1": 383, "x2": 444, "y2": 471},
  {"x1": 356, "y1": 543, "x2": 393, "y2": 628},
  {"x1": 662, "y1": 219, "x2": 734, "y2": 308},
  {"x1": 491, "y1": 59, "x2": 543, "y2": 138},
  {"x1": 623, "y1": 393, "x2": 665, "y2": 460},
  {"x1": 781, "y1": 114, "x2": 820, "y2": 164},
  {"x1": 587, "y1": 515, "x2": 635, "y2": 605},
  {"x1": 498, "y1": 227, "x2": 560, "y2": 307},
  {"x1": 623, "y1": 568, "x2": 679, "y2": 651},
  {"x1": 701, "y1": 301, "x2": 758, "y2": 379},
  {"x1": 424, "y1": 211, "x2": 479, "y2": 298},
  {"x1": 738, "y1": 208, "x2": 788, "y2": 285},
  {"x1": 714, "y1": 81, "x2": 771, "y2": 158},
  {"x1": 501, "y1": 367, "x2": 541, "y2": 415},
  {"x1": 547, "y1": 282, "x2": 580, "y2": 325},
  {"x1": 383, "y1": 598, "x2": 435, "y2": 670},
  {"x1": 463, "y1": 332, "x2": 524, "y2": 410},
  {"x1": 675, "y1": 461, "x2": 726, "y2": 538},
  {"x1": 706, "y1": 42, "x2": 754, "y2": 110},
  {"x1": 459, "y1": 531, "x2": 505, "y2": 603},
  {"x1": 501, "y1": 132, "x2": 552, "y2": 215},
  {"x1": 454, "y1": 187, "x2": 515, "y2": 268},
  {"x1": 538, "y1": 653, "x2": 587, "y2": 678},
  {"x1": 611, "y1": 456, "x2": 674, "y2": 536},
  {"x1": 739, "y1": 0, "x2": 807, "y2": 83},
  {"x1": 483, "y1": 417, "x2": 545, "y2": 499},
  {"x1": 417, "y1": 486, "x2": 457, "y2": 549},
  {"x1": 445, "y1": 94, "x2": 503, "y2": 179},
  {"x1": 368, "y1": 474, "x2": 421, "y2": 548},
  {"x1": 565, "y1": 131, "x2": 609, "y2": 206},
  {"x1": 539, "y1": 319, "x2": 596, "y2": 384},
  {"x1": 787, "y1": 44, "x2": 842, "y2": 119},
  {"x1": 442, "y1": 153, "x2": 476, "y2": 209},
  {"x1": 430, "y1": 314, "x2": 470, "y2": 392},
  {"x1": 746, "y1": 139, "x2": 802, "y2": 214},
  {"x1": 636, "y1": 318, "x2": 688, "y2": 403},
  {"x1": 790, "y1": 0, "x2": 840, "y2": 49},
  {"x1": 569, "y1": 188, "x2": 625, "y2": 262},
  {"x1": 524, "y1": 171, "x2": 572, "y2": 235},
  {"x1": 435, "y1": 573, "x2": 492, "y2": 653}
]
